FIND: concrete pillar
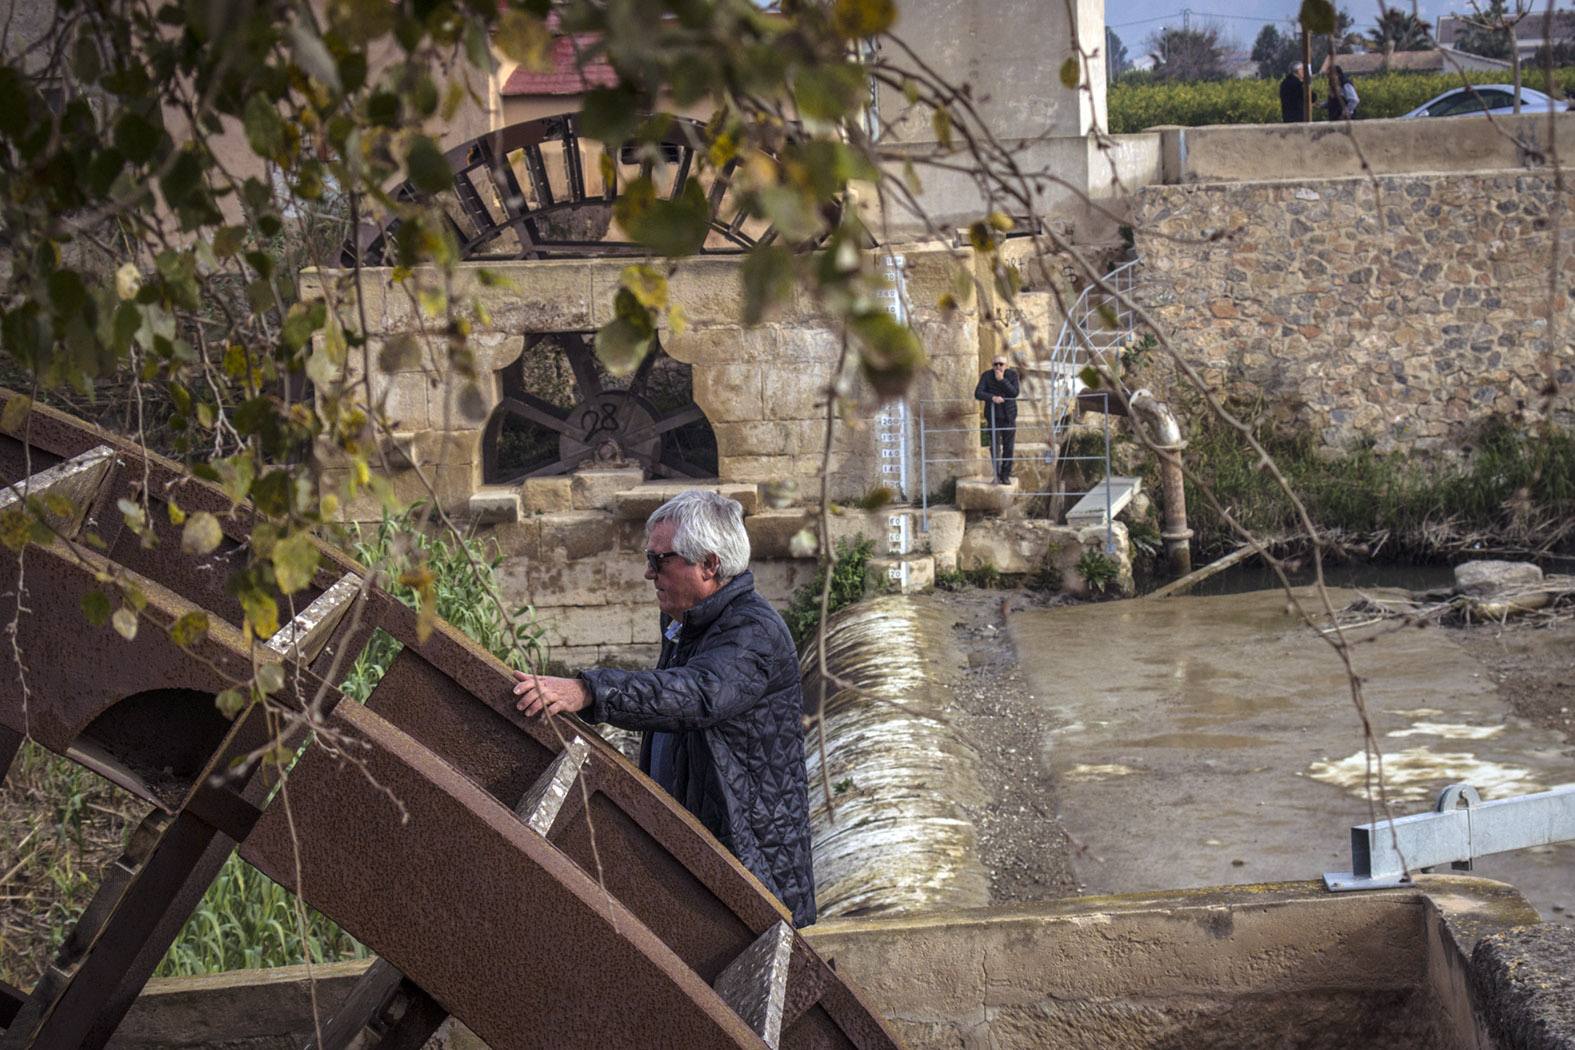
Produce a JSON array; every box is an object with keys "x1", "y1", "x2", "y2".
[{"x1": 873, "y1": 0, "x2": 1110, "y2": 238}]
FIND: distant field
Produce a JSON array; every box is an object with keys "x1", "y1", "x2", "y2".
[{"x1": 1108, "y1": 68, "x2": 1575, "y2": 133}]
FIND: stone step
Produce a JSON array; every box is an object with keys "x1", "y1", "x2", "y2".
[
  {"x1": 1065, "y1": 476, "x2": 1142, "y2": 528},
  {"x1": 611, "y1": 481, "x2": 760, "y2": 519}
]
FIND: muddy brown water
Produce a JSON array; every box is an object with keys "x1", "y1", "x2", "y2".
[{"x1": 1010, "y1": 585, "x2": 1575, "y2": 919}]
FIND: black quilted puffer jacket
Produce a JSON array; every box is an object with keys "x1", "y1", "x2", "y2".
[{"x1": 579, "y1": 571, "x2": 817, "y2": 927}]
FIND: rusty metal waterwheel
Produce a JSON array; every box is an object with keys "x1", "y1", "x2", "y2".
[
  {"x1": 0, "y1": 392, "x2": 900, "y2": 1050},
  {"x1": 483, "y1": 331, "x2": 716, "y2": 483}
]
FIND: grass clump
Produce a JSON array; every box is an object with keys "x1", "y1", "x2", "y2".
[
  {"x1": 1076, "y1": 550, "x2": 1121, "y2": 594},
  {"x1": 339, "y1": 507, "x2": 544, "y2": 701},
  {"x1": 785, "y1": 536, "x2": 876, "y2": 650}
]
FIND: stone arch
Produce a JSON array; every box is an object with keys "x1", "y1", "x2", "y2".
[{"x1": 482, "y1": 332, "x2": 717, "y2": 482}]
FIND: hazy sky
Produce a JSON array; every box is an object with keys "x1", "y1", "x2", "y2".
[{"x1": 1105, "y1": 0, "x2": 1477, "y2": 49}]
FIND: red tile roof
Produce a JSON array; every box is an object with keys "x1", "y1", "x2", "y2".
[{"x1": 500, "y1": 28, "x2": 617, "y2": 96}]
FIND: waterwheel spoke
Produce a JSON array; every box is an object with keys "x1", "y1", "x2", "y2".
[
  {"x1": 499, "y1": 396, "x2": 579, "y2": 439},
  {"x1": 626, "y1": 345, "x2": 659, "y2": 396},
  {"x1": 563, "y1": 333, "x2": 604, "y2": 399}
]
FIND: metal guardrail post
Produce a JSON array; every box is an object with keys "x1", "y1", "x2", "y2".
[
  {"x1": 918, "y1": 400, "x2": 928, "y2": 532},
  {"x1": 1324, "y1": 782, "x2": 1575, "y2": 891},
  {"x1": 1102, "y1": 396, "x2": 1114, "y2": 553}
]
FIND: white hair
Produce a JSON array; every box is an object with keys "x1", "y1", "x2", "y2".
[{"x1": 647, "y1": 490, "x2": 751, "y2": 579}]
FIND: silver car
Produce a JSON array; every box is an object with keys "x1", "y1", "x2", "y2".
[{"x1": 1401, "y1": 85, "x2": 1567, "y2": 118}]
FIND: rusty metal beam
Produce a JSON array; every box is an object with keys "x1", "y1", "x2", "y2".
[{"x1": 240, "y1": 700, "x2": 768, "y2": 1050}]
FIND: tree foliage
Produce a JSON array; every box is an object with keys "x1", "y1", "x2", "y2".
[
  {"x1": 1146, "y1": 25, "x2": 1231, "y2": 82},
  {"x1": 1252, "y1": 25, "x2": 1300, "y2": 80},
  {"x1": 1106, "y1": 28, "x2": 1130, "y2": 80},
  {"x1": 1367, "y1": 8, "x2": 1435, "y2": 56},
  {"x1": 1456, "y1": 0, "x2": 1518, "y2": 59},
  {"x1": 0, "y1": 0, "x2": 988, "y2": 700}
]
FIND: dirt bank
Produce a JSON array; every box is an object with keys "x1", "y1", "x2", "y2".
[
  {"x1": 928, "y1": 587, "x2": 1082, "y2": 904},
  {"x1": 1456, "y1": 619, "x2": 1575, "y2": 749}
]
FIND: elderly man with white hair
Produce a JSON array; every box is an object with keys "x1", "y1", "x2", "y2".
[{"x1": 512, "y1": 489, "x2": 816, "y2": 927}]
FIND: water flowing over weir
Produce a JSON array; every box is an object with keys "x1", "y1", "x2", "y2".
[{"x1": 802, "y1": 595, "x2": 991, "y2": 918}]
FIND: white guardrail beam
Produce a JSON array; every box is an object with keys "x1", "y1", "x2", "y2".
[{"x1": 1324, "y1": 782, "x2": 1575, "y2": 891}]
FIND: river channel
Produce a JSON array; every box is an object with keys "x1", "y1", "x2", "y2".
[{"x1": 1008, "y1": 585, "x2": 1575, "y2": 919}]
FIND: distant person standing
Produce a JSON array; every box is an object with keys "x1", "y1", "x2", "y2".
[
  {"x1": 1280, "y1": 62, "x2": 1308, "y2": 123},
  {"x1": 1339, "y1": 67, "x2": 1359, "y2": 119},
  {"x1": 975, "y1": 354, "x2": 1019, "y2": 485},
  {"x1": 1324, "y1": 64, "x2": 1355, "y2": 119}
]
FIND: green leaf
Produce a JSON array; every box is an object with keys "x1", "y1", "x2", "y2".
[
  {"x1": 496, "y1": 10, "x2": 551, "y2": 69},
  {"x1": 831, "y1": 0, "x2": 897, "y2": 38},
  {"x1": 214, "y1": 454, "x2": 255, "y2": 503},
  {"x1": 615, "y1": 177, "x2": 710, "y2": 258},
  {"x1": 256, "y1": 661, "x2": 285, "y2": 695},
  {"x1": 113, "y1": 112, "x2": 161, "y2": 165},
  {"x1": 1059, "y1": 57, "x2": 1080, "y2": 90},
  {"x1": 793, "y1": 63, "x2": 868, "y2": 122},
  {"x1": 1299, "y1": 0, "x2": 1336, "y2": 34},
  {"x1": 331, "y1": 0, "x2": 397, "y2": 44},
  {"x1": 170, "y1": 610, "x2": 209, "y2": 648},
  {"x1": 111, "y1": 607, "x2": 138, "y2": 641},
  {"x1": 243, "y1": 94, "x2": 286, "y2": 160},
  {"x1": 287, "y1": 21, "x2": 342, "y2": 92},
  {"x1": 272, "y1": 530, "x2": 320, "y2": 595},
  {"x1": 282, "y1": 300, "x2": 325, "y2": 350},
  {"x1": 378, "y1": 334, "x2": 421, "y2": 372},
  {"x1": 852, "y1": 311, "x2": 924, "y2": 399},
  {"x1": 742, "y1": 244, "x2": 794, "y2": 326},
  {"x1": 594, "y1": 317, "x2": 654, "y2": 377},
  {"x1": 757, "y1": 187, "x2": 824, "y2": 243},
  {"x1": 405, "y1": 135, "x2": 451, "y2": 195},
  {"x1": 215, "y1": 689, "x2": 247, "y2": 719},
  {"x1": 182, "y1": 511, "x2": 224, "y2": 555},
  {"x1": 580, "y1": 87, "x2": 640, "y2": 149},
  {"x1": 80, "y1": 589, "x2": 112, "y2": 627}
]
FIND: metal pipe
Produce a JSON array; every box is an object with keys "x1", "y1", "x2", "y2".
[{"x1": 1129, "y1": 389, "x2": 1192, "y2": 577}]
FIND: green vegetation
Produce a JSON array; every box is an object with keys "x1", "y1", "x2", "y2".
[
  {"x1": 154, "y1": 851, "x2": 366, "y2": 978},
  {"x1": 785, "y1": 537, "x2": 876, "y2": 650},
  {"x1": 935, "y1": 561, "x2": 1010, "y2": 591},
  {"x1": 337, "y1": 508, "x2": 544, "y2": 702},
  {"x1": 1110, "y1": 68, "x2": 1575, "y2": 133},
  {"x1": 1182, "y1": 415, "x2": 1575, "y2": 558},
  {"x1": 1075, "y1": 550, "x2": 1121, "y2": 594}
]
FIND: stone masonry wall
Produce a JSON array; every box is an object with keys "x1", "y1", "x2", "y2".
[
  {"x1": 1134, "y1": 170, "x2": 1575, "y2": 451},
  {"x1": 305, "y1": 246, "x2": 990, "y2": 522},
  {"x1": 303, "y1": 246, "x2": 1002, "y2": 664}
]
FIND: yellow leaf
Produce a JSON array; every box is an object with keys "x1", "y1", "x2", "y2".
[
  {"x1": 620, "y1": 265, "x2": 669, "y2": 310},
  {"x1": 1059, "y1": 57, "x2": 1080, "y2": 90},
  {"x1": 831, "y1": 0, "x2": 897, "y2": 38},
  {"x1": 0, "y1": 395, "x2": 33, "y2": 433}
]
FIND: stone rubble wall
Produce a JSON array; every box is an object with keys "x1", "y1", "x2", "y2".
[{"x1": 1133, "y1": 170, "x2": 1575, "y2": 452}]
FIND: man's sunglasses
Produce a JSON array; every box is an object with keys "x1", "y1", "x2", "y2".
[{"x1": 644, "y1": 549, "x2": 686, "y2": 574}]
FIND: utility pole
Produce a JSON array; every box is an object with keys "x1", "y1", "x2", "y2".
[{"x1": 1301, "y1": 26, "x2": 1312, "y2": 121}]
